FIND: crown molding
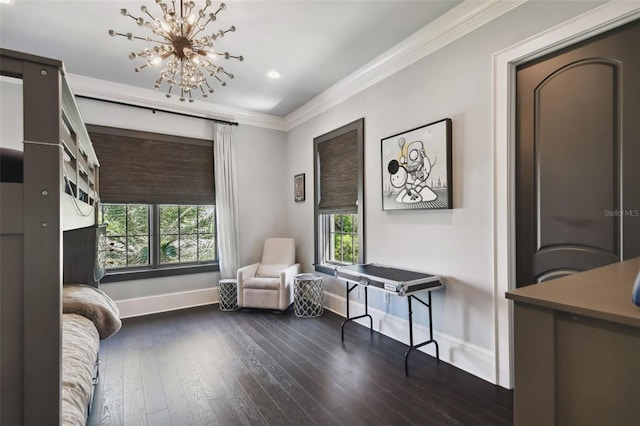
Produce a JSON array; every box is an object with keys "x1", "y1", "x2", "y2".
[
  {"x1": 283, "y1": 0, "x2": 527, "y2": 131},
  {"x1": 67, "y1": 0, "x2": 526, "y2": 132},
  {"x1": 67, "y1": 74, "x2": 288, "y2": 131}
]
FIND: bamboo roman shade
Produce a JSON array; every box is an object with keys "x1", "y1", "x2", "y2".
[
  {"x1": 88, "y1": 125, "x2": 214, "y2": 205},
  {"x1": 317, "y1": 128, "x2": 358, "y2": 213}
]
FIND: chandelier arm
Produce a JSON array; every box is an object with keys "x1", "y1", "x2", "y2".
[
  {"x1": 153, "y1": 32, "x2": 176, "y2": 44},
  {"x1": 190, "y1": 28, "x2": 204, "y2": 39},
  {"x1": 184, "y1": 1, "x2": 195, "y2": 17},
  {"x1": 193, "y1": 49, "x2": 212, "y2": 58},
  {"x1": 213, "y1": 4, "x2": 225, "y2": 17},
  {"x1": 191, "y1": 1, "x2": 211, "y2": 29},
  {"x1": 123, "y1": 12, "x2": 139, "y2": 21},
  {"x1": 213, "y1": 74, "x2": 225, "y2": 85},
  {"x1": 142, "y1": 9, "x2": 156, "y2": 22},
  {"x1": 190, "y1": 19, "x2": 215, "y2": 39},
  {"x1": 184, "y1": 24, "x2": 193, "y2": 38},
  {"x1": 160, "y1": 51, "x2": 174, "y2": 60},
  {"x1": 134, "y1": 35, "x2": 170, "y2": 43},
  {"x1": 110, "y1": 31, "x2": 169, "y2": 46},
  {"x1": 219, "y1": 26, "x2": 235, "y2": 36},
  {"x1": 180, "y1": 0, "x2": 185, "y2": 37},
  {"x1": 143, "y1": 21, "x2": 158, "y2": 31},
  {"x1": 220, "y1": 68, "x2": 233, "y2": 79}
]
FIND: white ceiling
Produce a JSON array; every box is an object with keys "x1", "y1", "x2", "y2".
[{"x1": 0, "y1": 0, "x2": 464, "y2": 118}]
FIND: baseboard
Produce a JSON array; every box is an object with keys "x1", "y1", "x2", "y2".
[
  {"x1": 116, "y1": 287, "x2": 218, "y2": 319},
  {"x1": 324, "y1": 292, "x2": 496, "y2": 384}
]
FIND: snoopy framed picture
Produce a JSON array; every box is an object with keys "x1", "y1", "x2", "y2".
[{"x1": 381, "y1": 118, "x2": 452, "y2": 210}]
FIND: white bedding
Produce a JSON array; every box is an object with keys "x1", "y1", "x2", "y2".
[{"x1": 62, "y1": 314, "x2": 99, "y2": 426}]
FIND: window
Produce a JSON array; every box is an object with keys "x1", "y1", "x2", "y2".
[
  {"x1": 99, "y1": 203, "x2": 217, "y2": 275},
  {"x1": 314, "y1": 118, "x2": 365, "y2": 274},
  {"x1": 100, "y1": 204, "x2": 150, "y2": 268},
  {"x1": 89, "y1": 125, "x2": 218, "y2": 281},
  {"x1": 159, "y1": 205, "x2": 216, "y2": 264},
  {"x1": 321, "y1": 213, "x2": 359, "y2": 265}
]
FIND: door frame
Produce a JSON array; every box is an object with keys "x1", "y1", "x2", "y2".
[{"x1": 492, "y1": 1, "x2": 640, "y2": 389}]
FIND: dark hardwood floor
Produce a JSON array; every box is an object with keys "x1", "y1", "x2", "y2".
[{"x1": 88, "y1": 306, "x2": 513, "y2": 425}]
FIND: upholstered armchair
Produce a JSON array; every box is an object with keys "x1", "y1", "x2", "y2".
[{"x1": 237, "y1": 238, "x2": 300, "y2": 311}]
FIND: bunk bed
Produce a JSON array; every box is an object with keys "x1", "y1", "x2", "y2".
[{"x1": 0, "y1": 49, "x2": 121, "y2": 425}]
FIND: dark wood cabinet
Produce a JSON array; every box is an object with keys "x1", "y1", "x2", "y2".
[{"x1": 506, "y1": 258, "x2": 640, "y2": 425}]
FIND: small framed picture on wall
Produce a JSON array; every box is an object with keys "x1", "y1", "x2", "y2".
[{"x1": 294, "y1": 173, "x2": 305, "y2": 202}]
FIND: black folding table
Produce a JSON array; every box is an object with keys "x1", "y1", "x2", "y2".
[{"x1": 335, "y1": 263, "x2": 443, "y2": 376}]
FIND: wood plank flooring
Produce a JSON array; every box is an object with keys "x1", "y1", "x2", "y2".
[{"x1": 88, "y1": 306, "x2": 513, "y2": 425}]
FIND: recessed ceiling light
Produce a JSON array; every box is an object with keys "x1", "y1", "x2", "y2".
[{"x1": 267, "y1": 70, "x2": 281, "y2": 79}]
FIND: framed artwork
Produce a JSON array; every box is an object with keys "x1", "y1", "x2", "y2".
[
  {"x1": 381, "y1": 118, "x2": 452, "y2": 210},
  {"x1": 294, "y1": 173, "x2": 305, "y2": 202}
]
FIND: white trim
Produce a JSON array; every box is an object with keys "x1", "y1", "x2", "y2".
[
  {"x1": 67, "y1": 74, "x2": 287, "y2": 131},
  {"x1": 115, "y1": 287, "x2": 219, "y2": 319},
  {"x1": 492, "y1": 0, "x2": 640, "y2": 389},
  {"x1": 324, "y1": 292, "x2": 496, "y2": 383},
  {"x1": 284, "y1": 0, "x2": 526, "y2": 131},
  {"x1": 0, "y1": 75, "x2": 22, "y2": 85},
  {"x1": 65, "y1": 1, "x2": 524, "y2": 132}
]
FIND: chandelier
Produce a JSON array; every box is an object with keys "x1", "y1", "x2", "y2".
[{"x1": 109, "y1": 0, "x2": 243, "y2": 102}]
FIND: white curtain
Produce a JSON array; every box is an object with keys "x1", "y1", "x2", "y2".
[{"x1": 214, "y1": 123, "x2": 240, "y2": 279}]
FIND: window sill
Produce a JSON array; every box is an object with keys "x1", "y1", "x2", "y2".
[{"x1": 101, "y1": 263, "x2": 219, "y2": 283}]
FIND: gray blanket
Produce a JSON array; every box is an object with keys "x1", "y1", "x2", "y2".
[{"x1": 63, "y1": 284, "x2": 121, "y2": 339}]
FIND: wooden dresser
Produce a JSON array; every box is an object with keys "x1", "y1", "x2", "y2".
[{"x1": 506, "y1": 257, "x2": 640, "y2": 425}]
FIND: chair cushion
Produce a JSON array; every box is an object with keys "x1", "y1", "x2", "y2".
[
  {"x1": 243, "y1": 277, "x2": 281, "y2": 290},
  {"x1": 261, "y1": 238, "x2": 295, "y2": 265},
  {"x1": 256, "y1": 264, "x2": 288, "y2": 278},
  {"x1": 242, "y1": 288, "x2": 279, "y2": 309}
]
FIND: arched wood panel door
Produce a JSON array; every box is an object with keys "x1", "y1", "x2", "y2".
[{"x1": 516, "y1": 20, "x2": 640, "y2": 287}]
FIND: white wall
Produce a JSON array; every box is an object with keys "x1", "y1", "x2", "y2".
[
  {"x1": 76, "y1": 98, "x2": 288, "y2": 300},
  {"x1": 285, "y1": 0, "x2": 605, "y2": 382},
  {"x1": 0, "y1": 77, "x2": 24, "y2": 151}
]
